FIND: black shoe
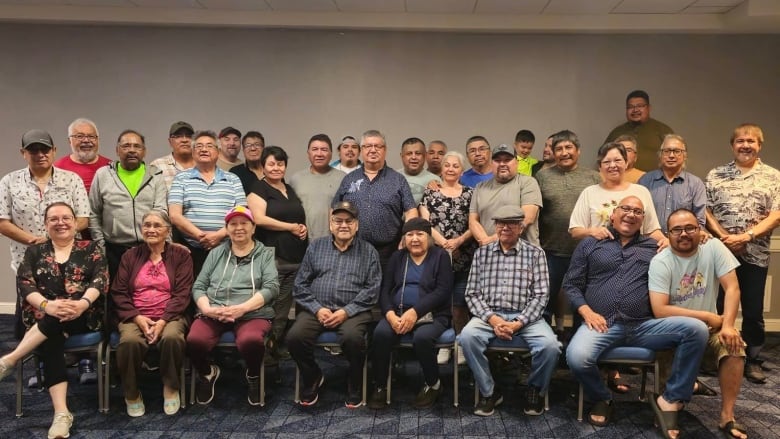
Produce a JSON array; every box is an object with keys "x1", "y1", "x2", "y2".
[
  {"x1": 413, "y1": 382, "x2": 441, "y2": 409},
  {"x1": 195, "y1": 365, "x2": 220, "y2": 405},
  {"x1": 367, "y1": 387, "x2": 388, "y2": 410},
  {"x1": 247, "y1": 373, "x2": 261, "y2": 406},
  {"x1": 345, "y1": 391, "x2": 364, "y2": 409},
  {"x1": 299, "y1": 374, "x2": 324, "y2": 406},
  {"x1": 473, "y1": 389, "x2": 503, "y2": 416},
  {"x1": 523, "y1": 386, "x2": 544, "y2": 416},
  {"x1": 745, "y1": 362, "x2": 766, "y2": 384}
]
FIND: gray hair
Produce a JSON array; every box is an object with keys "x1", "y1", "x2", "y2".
[
  {"x1": 442, "y1": 151, "x2": 467, "y2": 170},
  {"x1": 67, "y1": 117, "x2": 99, "y2": 137},
  {"x1": 660, "y1": 133, "x2": 687, "y2": 150},
  {"x1": 361, "y1": 129, "x2": 386, "y2": 146},
  {"x1": 142, "y1": 209, "x2": 171, "y2": 228}
]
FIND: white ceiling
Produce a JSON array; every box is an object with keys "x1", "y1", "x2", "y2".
[{"x1": 0, "y1": 0, "x2": 778, "y2": 33}]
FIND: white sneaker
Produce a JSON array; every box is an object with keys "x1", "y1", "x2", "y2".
[
  {"x1": 437, "y1": 348, "x2": 452, "y2": 365},
  {"x1": 48, "y1": 411, "x2": 73, "y2": 439},
  {"x1": 456, "y1": 347, "x2": 467, "y2": 365}
]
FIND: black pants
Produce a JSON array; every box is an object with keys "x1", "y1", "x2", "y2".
[
  {"x1": 105, "y1": 241, "x2": 141, "y2": 281},
  {"x1": 371, "y1": 318, "x2": 447, "y2": 387},
  {"x1": 37, "y1": 314, "x2": 90, "y2": 387}
]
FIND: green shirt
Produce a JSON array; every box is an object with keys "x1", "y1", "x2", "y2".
[
  {"x1": 116, "y1": 163, "x2": 145, "y2": 197},
  {"x1": 605, "y1": 117, "x2": 674, "y2": 171}
]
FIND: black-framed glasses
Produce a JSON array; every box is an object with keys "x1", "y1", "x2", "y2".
[
  {"x1": 70, "y1": 134, "x2": 98, "y2": 142},
  {"x1": 668, "y1": 225, "x2": 700, "y2": 236}
]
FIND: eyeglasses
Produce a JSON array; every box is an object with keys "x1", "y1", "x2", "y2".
[
  {"x1": 70, "y1": 134, "x2": 98, "y2": 142},
  {"x1": 600, "y1": 158, "x2": 625, "y2": 167},
  {"x1": 467, "y1": 146, "x2": 490, "y2": 155},
  {"x1": 142, "y1": 222, "x2": 169, "y2": 230},
  {"x1": 193, "y1": 143, "x2": 218, "y2": 150},
  {"x1": 626, "y1": 103, "x2": 648, "y2": 110},
  {"x1": 624, "y1": 148, "x2": 637, "y2": 154},
  {"x1": 660, "y1": 148, "x2": 686, "y2": 156},
  {"x1": 668, "y1": 225, "x2": 700, "y2": 236},
  {"x1": 361, "y1": 144, "x2": 385, "y2": 150},
  {"x1": 616, "y1": 205, "x2": 644, "y2": 216},
  {"x1": 331, "y1": 217, "x2": 356, "y2": 226},
  {"x1": 243, "y1": 142, "x2": 263, "y2": 149},
  {"x1": 495, "y1": 220, "x2": 522, "y2": 229},
  {"x1": 46, "y1": 215, "x2": 74, "y2": 225},
  {"x1": 118, "y1": 143, "x2": 144, "y2": 151}
]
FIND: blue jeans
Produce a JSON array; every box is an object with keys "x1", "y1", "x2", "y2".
[
  {"x1": 566, "y1": 317, "x2": 708, "y2": 403},
  {"x1": 459, "y1": 315, "x2": 561, "y2": 397}
]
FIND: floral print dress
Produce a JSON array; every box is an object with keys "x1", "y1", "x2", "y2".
[{"x1": 420, "y1": 187, "x2": 478, "y2": 275}]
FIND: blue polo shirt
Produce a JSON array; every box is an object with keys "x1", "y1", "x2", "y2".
[{"x1": 460, "y1": 168, "x2": 493, "y2": 188}]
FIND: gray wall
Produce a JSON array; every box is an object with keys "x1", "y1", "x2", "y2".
[{"x1": 1, "y1": 24, "x2": 779, "y2": 306}]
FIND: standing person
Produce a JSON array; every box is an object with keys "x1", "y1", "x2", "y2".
[
  {"x1": 649, "y1": 209, "x2": 748, "y2": 439},
  {"x1": 89, "y1": 129, "x2": 167, "y2": 279},
  {"x1": 419, "y1": 151, "x2": 476, "y2": 365},
  {"x1": 460, "y1": 136, "x2": 493, "y2": 188},
  {"x1": 288, "y1": 201, "x2": 381, "y2": 408},
  {"x1": 230, "y1": 131, "x2": 265, "y2": 195},
  {"x1": 605, "y1": 90, "x2": 674, "y2": 171},
  {"x1": 111, "y1": 210, "x2": 193, "y2": 417},
  {"x1": 168, "y1": 130, "x2": 246, "y2": 275},
  {"x1": 367, "y1": 218, "x2": 453, "y2": 409},
  {"x1": 54, "y1": 118, "x2": 111, "y2": 193},
  {"x1": 513, "y1": 129, "x2": 538, "y2": 176},
  {"x1": 333, "y1": 129, "x2": 417, "y2": 270},
  {"x1": 638, "y1": 134, "x2": 707, "y2": 234},
  {"x1": 534, "y1": 130, "x2": 601, "y2": 334},
  {"x1": 216, "y1": 126, "x2": 243, "y2": 171},
  {"x1": 0, "y1": 202, "x2": 108, "y2": 439},
  {"x1": 330, "y1": 135, "x2": 362, "y2": 173},
  {"x1": 247, "y1": 146, "x2": 308, "y2": 362},
  {"x1": 186, "y1": 206, "x2": 279, "y2": 406},
  {"x1": 289, "y1": 134, "x2": 346, "y2": 241},
  {"x1": 705, "y1": 123, "x2": 780, "y2": 384},
  {"x1": 397, "y1": 137, "x2": 441, "y2": 205},
  {"x1": 531, "y1": 135, "x2": 555, "y2": 176},
  {"x1": 149, "y1": 121, "x2": 195, "y2": 191},
  {"x1": 614, "y1": 135, "x2": 646, "y2": 183},
  {"x1": 426, "y1": 140, "x2": 447, "y2": 177}
]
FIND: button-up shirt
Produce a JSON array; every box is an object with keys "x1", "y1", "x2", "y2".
[
  {"x1": 465, "y1": 239, "x2": 548, "y2": 326},
  {"x1": 149, "y1": 153, "x2": 193, "y2": 190},
  {"x1": 293, "y1": 235, "x2": 381, "y2": 317},
  {"x1": 563, "y1": 230, "x2": 658, "y2": 326},
  {"x1": 638, "y1": 169, "x2": 706, "y2": 233}
]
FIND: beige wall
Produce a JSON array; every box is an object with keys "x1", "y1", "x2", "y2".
[{"x1": 1, "y1": 24, "x2": 779, "y2": 323}]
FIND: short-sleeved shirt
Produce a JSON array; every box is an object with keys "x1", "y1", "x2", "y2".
[
  {"x1": 53, "y1": 154, "x2": 111, "y2": 193},
  {"x1": 333, "y1": 165, "x2": 416, "y2": 246},
  {"x1": 706, "y1": 160, "x2": 780, "y2": 267},
  {"x1": 638, "y1": 169, "x2": 706, "y2": 233},
  {"x1": 149, "y1": 153, "x2": 193, "y2": 190},
  {"x1": 535, "y1": 166, "x2": 601, "y2": 257},
  {"x1": 289, "y1": 167, "x2": 345, "y2": 241},
  {"x1": 649, "y1": 239, "x2": 740, "y2": 313},
  {"x1": 250, "y1": 179, "x2": 308, "y2": 264},
  {"x1": 460, "y1": 168, "x2": 493, "y2": 188},
  {"x1": 516, "y1": 156, "x2": 538, "y2": 176},
  {"x1": 0, "y1": 167, "x2": 90, "y2": 271},
  {"x1": 569, "y1": 183, "x2": 661, "y2": 235},
  {"x1": 229, "y1": 163, "x2": 262, "y2": 196},
  {"x1": 470, "y1": 175, "x2": 543, "y2": 246},
  {"x1": 168, "y1": 167, "x2": 246, "y2": 248},
  {"x1": 605, "y1": 118, "x2": 674, "y2": 171},
  {"x1": 398, "y1": 169, "x2": 441, "y2": 205}
]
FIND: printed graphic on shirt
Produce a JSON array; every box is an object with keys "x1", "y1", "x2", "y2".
[{"x1": 673, "y1": 269, "x2": 706, "y2": 305}]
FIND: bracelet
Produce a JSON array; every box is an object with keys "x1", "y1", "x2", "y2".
[
  {"x1": 80, "y1": 296, "x2": 93, "y2": 307},
  {"x1": 39, "y1": 299, "x2": 48, "y2": 312}
]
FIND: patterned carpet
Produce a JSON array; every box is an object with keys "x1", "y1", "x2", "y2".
[{"x1": 1, "y1": 314, "x2": 778, "y2": 438}]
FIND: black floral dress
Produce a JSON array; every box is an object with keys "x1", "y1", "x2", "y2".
[
  {"x1": 420, "y1": 187, "x2": 477, "y2": 275},
  {"x1": 17, "y1": 240, "x2": 109, "y2": 332}
]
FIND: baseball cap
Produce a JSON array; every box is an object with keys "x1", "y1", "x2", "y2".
[
  {"x1": 169, "y1": 121, "x2": 193, "y2": 136},
  {"x1": 491, "y1": 205, "x2": 526, "y2": 222},
  {"x1": 338, "y1": 136, "x2": 358, "y2": 149},
  {"x1": 22, "y1": 129, "x2": 54, "y2": 150},
  {"x1": 219, "y1": 126, "x2": 242, "y2": 139},
  {"x1": 331, "y1": 200, "x2": 358, "y2": 218},
  {"x1": 225, "y1": 205, "x2": 254, "y2": 224},
  {"x1": 491, "y1": 143, "x2": 515, "y2": 159}
]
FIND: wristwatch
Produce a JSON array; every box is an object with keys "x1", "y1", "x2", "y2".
[{"x1": 747, "y1": 229, "x2": 755, "y2": 241}]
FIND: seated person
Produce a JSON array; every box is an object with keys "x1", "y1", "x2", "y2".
[
  {"x1": 459, "y1": 205, "x2": 561, "y2": 417},
  {"x1": 368, "y1": 218, "x2": 453, "y2": 409},
  {"x1": 111, "y1": 210, "x2": 193, "y2": 417},
  {"x1": 0, "y1": 202, "x2": 108, "y2": 439},
  {"x1": 186, "y1": 206, "x2": 279, "y2": 406},
  {"x1": 287, "y1": 201, "x2": 381, "y2": 408}
]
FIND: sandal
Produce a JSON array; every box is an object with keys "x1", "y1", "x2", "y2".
[
  {"x1": 692, "y1": 379, "x2": 717, "y2": 396},
  {"x1": 719, "y1": 420, "x2": 748, "y2": 439},
  {"x1": 648, "y1": 392, "x2": 680, "y2": 439},
  {"x1": 588, "y1": 400, "x2": 613, "y2": 427},
  {"x1": 607, "y1": 376, "x2": 631, "y2": 394}
]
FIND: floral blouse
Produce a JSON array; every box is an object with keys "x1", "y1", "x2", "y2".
[
  {"x1": 420, "y1": 186, "x2": 478, "y2": 274},
  {"x1": 17, "y1": 240, "x2": 108, "y2": 331}
]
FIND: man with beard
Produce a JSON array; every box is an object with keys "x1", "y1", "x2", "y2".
[
  {"x1": 605, "y1": 90, "x2": 673, "y2": 171},
  {"x1": 426, "y1": 140, "x2": 447, "y2": 177},
  {"x1": 54, "y1": 118, "x2": 111, "y2": 193},
  {"x1": 216, "y1": 126, "x2": 243, "y2": 172},
  {"x1": 150, "y1": 121, "x2": 195, "y2": 191},
  {"x1": 469, "y1": 144, "x2": 542, "y2": 246},
  {"x1": 705, "y1": 123, "x2": 780, "y2": 384},
  {"x1": 89, "y1": 129, "x2": 167, "y2": 278},
  {"x1": 230, "y1": 131, "x2": 266, "y2": 195},
  {"x1": 460, "y1": 136, "x2": 493, "y2": 188},
  {"x1": 330, "y1": 136, "x2": 362, "y2": 174},
  {"x1": 290, "y1": 134, "x2": 345, "y2": 241},
  {"x1": 397, "y1": 137, "x2": 440, "y2": 205},
  {"x1": 531, "y1": 135, "x2": 555, "y2": 176}
]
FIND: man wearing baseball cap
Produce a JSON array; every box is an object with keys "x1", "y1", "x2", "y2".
[
  {"x1": 330, "y1": 136, "x2": 362, "y2": 174},
  {"x1": 150, "y1": 121, "x2": 195, "y2": 190},
  {"x1": 288, "y1": 200, "x2": 381, "y2": 408},
  {"x1": 217, "y1": 126, "x2": 243, "y2": 172}
]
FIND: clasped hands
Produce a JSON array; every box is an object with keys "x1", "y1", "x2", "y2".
[
  {"x1": 134, "y1": 315, "x2": 167, "y2": 344},
  {"x1": 386, "y1": 309, "x2": 418, "y2": 335},
  {"x1": 488, "y1": 315, "x2": 522, "y2": 340},
  {"x1": 45, "y1": 298, "x2": 89, "y2": 322}
]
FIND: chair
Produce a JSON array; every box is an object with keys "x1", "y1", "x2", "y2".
[
  {"x1": 471, "y1": 335, "x2": 550, "y2": 410},
  {"x1": 104, "y1": 331, "x2": 187, "y2": 412},
  {"x1": 16, "y1": 331, "x2": 105, "y2": 417},
  {"x1": 576, "y1": 346, "x2": 659, "y2": 421},
  {"x1": 294, "y1": 331, "x2": 368, "y2": 404},
  {"x1": 188, "y1": 331, "x2": 268, "y2": 406},
  {"x1": 385, "y1": 327, "x2": 459, "y2": 407}
]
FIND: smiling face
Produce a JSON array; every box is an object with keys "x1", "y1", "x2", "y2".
[
  {"x1": 338, "y1": 140, "x2": 360, "y2": 167},
  {"x1": 618, "y1": 140, "x2": 638, "y2": 169},
  {"x1": 625, "y1": 97, "x2": 650, "y2": 124},
  {"x1": 541, "y1": 137, "x2": 554, "y2": 163},
  {"x1": 141, "y1": 213, "x2": 171, "y2": 247},
  {"x1": 227, "y1": 216, "x2": 255, "y2": 246},
  {"x1": 599, "y1": 147, "x2": 627, "y2": 183},
  {"x1": 401, "y1": 141, "x2": 426, "y2": 175},
  {"x1": 609, "y1": 196, "x2": 645, "y2": 239},
  {"x1": 441, "y1": 155, "x2": 464, "y2": 184},
  {"x1": 495, "y1": 219, "x2": 523, "y2": 249},
  {"x1": 361, "y1": 135, "x2": 387, "y2": 167},
  {"x1": 22, "y1": 144, "x2": 56, "y2": 174},
  {"x1": 242, "y1": 136, "x2": 264, "y2": 162},
  {"x1": 192, "y1": 135, "x2": 219, "y2": 167},
  {"x1": 219, "y1": 134, "x2": 242, "y2": 161},
  {"x1": 659, "y1": 137, "x2": 686, "y2": 173},
  {"x1": 44, "y1": 204, "x2": 77, "y2": 242},
  {"x1": 262, "y1": 154, "x2": 287, "y2": 183},
  {"x1": 513, "y1": 140, "x2": 534, "y2": 159},
  {"x1": 308, "y1": 140, "x2": 332, "y2": 172},
  {"x1": 403, "y1": 230, "x2": 430, "y2": 258},
  {"x1": 492, "y1": 153, "x2": 517, "y2": 183},
  {"x1": 116, "y1": 132, "x2": 146, "y2": 171},
  {"x1": 553, "y1": 140, "x2": 579, "y2": 171},
  {"x1": 730, "y1": 128, "x2": 762, "y2": 168},
  {"x1": 329, "y1": 212, "x2": 358, "y2": 244},
  {"x1": 68, "y1": 122, "x2": 100, "y2": 163},
  {"x1": 667, "y1": 210, "x2": 701, "y2": 257},
  {"x1": 426, "y1": 142, "x2": 446, "y2": 175}
]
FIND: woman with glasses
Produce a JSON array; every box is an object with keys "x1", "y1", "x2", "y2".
[
  {"x1": 111, "y1": 210, "x2": 193, "y2": 417},
  {"x1": 0, "y1": 202, "x2": 108, "y2": 439}
]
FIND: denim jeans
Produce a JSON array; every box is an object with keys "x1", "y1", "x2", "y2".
[
  {"x1": 566, "y1": 316, "x2": 708, "y2": 403},
  {"x1": 459, "y1": 315, "x2": 561, "y2": 397}
]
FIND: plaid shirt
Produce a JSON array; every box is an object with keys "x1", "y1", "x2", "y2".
[{"x1": 465, "y1": 239, "x2": 549, "y2": 326}]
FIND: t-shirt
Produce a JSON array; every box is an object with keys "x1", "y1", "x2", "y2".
[
  {"x1": 289, "y1": 167, "x2": 346, "y2": 241},
  {"x1": 398, "y1": 169, "x2": 441, "y2": 205},
  {"x1": 569, "y1": 183, "x2": 661, "y2": 235},
  {"x1": 54, "y1": 154, "x2": 111, "y2": 193},
  {"x1": 648, "y1": 239, "x2": 740, "y2": 313},
  {"x1": 470, "y1": 175, "x2": 543, "y2": 246},
  {"x1": 393, "y1": 257, "x2": 424, "y2": 310},
  {"x1": 217, "y1": 156, "x2": 243, "y2": 173},
  {"x1": 460, "y1": 168, "x2": 493, "y2": 188},
  {"x1": 116, "y1": 163, "x2": 145, "y2": 197},
  {"x1": 250, "y1": 179, "x2": 308, "y2": 264}
]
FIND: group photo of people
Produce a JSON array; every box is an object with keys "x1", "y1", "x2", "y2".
[{"x1": 0, "y1": 84, "x2": 777, "y2": 439}]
